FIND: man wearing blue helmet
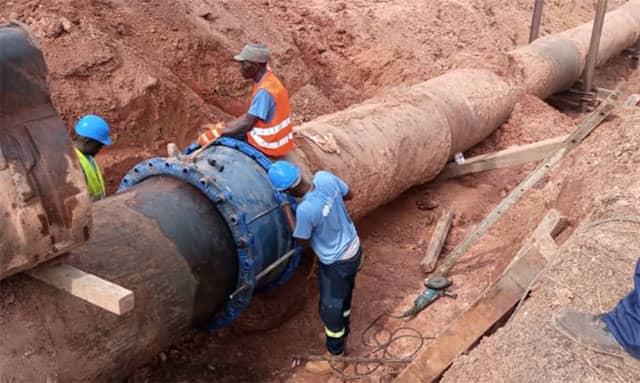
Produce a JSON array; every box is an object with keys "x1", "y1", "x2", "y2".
[
  {"x1": 74, "y1": 115, "x2": 113, "y2": 201},
  {"x1": 268, "y1": 161, "x2": 361, "y2": 374}
]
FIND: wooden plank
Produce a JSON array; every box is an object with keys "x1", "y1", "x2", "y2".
[
  {"x1": 28, "y1": 263, "x2": 134, "y2": 315},
  {"x1": 507, "y1": 208, "x2": 567, "y2": 266},
  {"x1": 433, "y1": 94, "x2": 616, "y2": 277},
  {"x1": 438, "y1": 135, "x2": 568, "y2": 180},
  {"x1": 394, "y1": 210, "x2": 566, "y2": 383},
  {"x1": 420, "y1": 209, "x2": 454, "y2": 273}
]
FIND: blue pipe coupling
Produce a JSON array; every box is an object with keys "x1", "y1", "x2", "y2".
[{"x1": 119, "y1": 138, "x2": 300, "y2": 328}]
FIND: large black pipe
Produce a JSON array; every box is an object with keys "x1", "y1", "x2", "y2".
[{"x1": 0, "y1": 177, "x2": 237, "y2": 382}]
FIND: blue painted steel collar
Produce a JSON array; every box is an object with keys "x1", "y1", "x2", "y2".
[{"x1": 118, "y1": 138, "x2": 300, "y2": 329}]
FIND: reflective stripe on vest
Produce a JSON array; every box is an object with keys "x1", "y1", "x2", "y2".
[
  {"x1": 247, "y1": 71, "x2": 294, "y2": 157},
  {"x1": 251, "y1": 117, "x2": 291, "y2": 136},
  {"x1": 75, "y1": 147, "x2": 106, "y2": 201},
  {"x1": 249, "y1": 131, "x2": 293, "y2": 150}
]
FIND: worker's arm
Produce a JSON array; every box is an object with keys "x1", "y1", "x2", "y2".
[
  {"x1": 282, "y1": 201, "x2": 312, "y2": 249},
  {"x1": 220, "y1": 114, "x2": 259, "y2": 137},
  {"x1": 335, "y1": 174, "x2": 354, "y2": 201},
  {"x1": 222, "y1": 89, "x2": 274, "y2": 137},
  {"x1": 343, "y1": 190, "x2": 354, "y2": 201},
  {"x1": 198, "y1": 113, "x2": 258, "y2": 147},
  {"x1": 199, "y1": 89, "x2": 273, "y2": 143},
  {"x1": 281, "y1": 201, "x2": 297, "y2": 232}
]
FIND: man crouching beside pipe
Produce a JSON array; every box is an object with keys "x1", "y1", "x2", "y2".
[{"x1": 268, "y1": 161, "x2": 362, "y2": 374}]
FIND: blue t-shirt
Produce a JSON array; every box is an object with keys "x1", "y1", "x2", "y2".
[
  {"x1": 248, "y1": 89, "x2": 275, "y2": 124},
  {"x1": 293, "y1": 171, "x2": 358, "y2": 265}
]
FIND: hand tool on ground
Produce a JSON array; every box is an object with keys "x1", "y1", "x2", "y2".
[{"x1": 400, "y1": 276, "x2": 457, "y2": 318}]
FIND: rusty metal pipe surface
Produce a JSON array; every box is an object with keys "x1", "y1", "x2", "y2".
[
  {"x1": 512, "y1": 0, "x2": 640, "y2": 98},
  {"x1": 293, "y1": 69, "x2": 517, "y2": 220},
  {"x1": 294, "y1": 0, "x2": 640, "y2": 220}
]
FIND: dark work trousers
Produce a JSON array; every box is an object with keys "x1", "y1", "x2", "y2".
[
  {"x1": 318, "y1": 246, "x2": 362, "y2": 355},
  {"x1": 605, "y1": 257, "x2": 640, "y2": 359}
]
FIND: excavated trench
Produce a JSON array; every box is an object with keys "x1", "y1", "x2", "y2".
[
  {"x1": 1, "y1": 1, "x2": 640, "y2": 383},
  {"x1": 136, "y1": 41, "x2": 640, "y2": 383}
]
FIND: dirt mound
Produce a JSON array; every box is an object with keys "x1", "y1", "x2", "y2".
[
  {"x1": 0, "y1": 0, "x2": 625, "y2": 192},
  {"x1": 443, "y1": 174, "x2": 640, "y2": 383}
]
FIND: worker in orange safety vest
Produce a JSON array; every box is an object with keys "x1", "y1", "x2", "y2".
[{"x1": 197, "y1": 43, "x2": 294, "y2": 160}]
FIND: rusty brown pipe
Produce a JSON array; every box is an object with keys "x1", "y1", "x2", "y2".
[
  {"x1": 294, "y1": 0, "x2": 640, "y2": 220},
  {"x1": 512, "y1": 0, "x2": 640, "y2": 98},
  {"x1": 293, "y1": 69, "x2": 517, "y2": 220}
]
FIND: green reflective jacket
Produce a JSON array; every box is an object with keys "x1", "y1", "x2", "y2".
[{"x1": 75, "y1": 147, "x2": 106, "y2": 201}]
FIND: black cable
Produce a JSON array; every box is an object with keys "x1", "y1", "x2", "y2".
[{"x1": 328, "y1": 312, "x2": 434, "y2": 380}]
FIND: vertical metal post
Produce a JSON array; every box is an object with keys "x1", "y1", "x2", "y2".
[
  {"x1": 529, "y1": 0, "x2": 544, "y2": 43},
  {"x1": 582, "y1": 0, "x2": 608, "y2": 98}
]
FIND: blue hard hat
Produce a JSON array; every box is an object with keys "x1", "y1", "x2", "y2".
[
  {"x1": 75, "y1": 115, "x2": 113, "y2": 145},
  {"x1": 268, "y1": 161, "x2": 301, "y2": 191}
]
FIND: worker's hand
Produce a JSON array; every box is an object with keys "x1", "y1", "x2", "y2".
[
  {"x1": 280, "y1": 200, "x2": 297, "y2": 234},
  {"x1": 197, "y1": 122, "x2": 225, "y2": 148}
]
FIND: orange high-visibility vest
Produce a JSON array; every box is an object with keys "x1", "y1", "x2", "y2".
[{"x1": 247, "y1": 71, "x2": 294, "y2": 158}]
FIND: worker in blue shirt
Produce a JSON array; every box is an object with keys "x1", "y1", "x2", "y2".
[
  {"x1": 268, "y1": 161, "x2": 362, "y2": 374},
  {"x1": 553, "y1": 258, "x2": 640, "y2": 361}
]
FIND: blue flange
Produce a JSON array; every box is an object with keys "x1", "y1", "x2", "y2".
[
  {"x1": 214, "y1": 138, "x2": 303, "y2": 292},
  {"x1": 118, "y1": 138, "x2": 301, "y2": 329}
]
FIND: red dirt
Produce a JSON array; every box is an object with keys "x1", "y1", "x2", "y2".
[
  {"x1": 0, "y1": 0, "x2": 626, "y2": 193},
  {"x1": 442, "y1": 120, "x2": 640, "y2": 383},
  {"x1": 0, "y1": 0, "x2": 636, "y2": 382},
  {"x1": 128, "y1": 91, "x2": 591, "y2": 383}
]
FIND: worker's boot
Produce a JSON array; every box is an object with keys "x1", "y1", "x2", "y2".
[
  {"x1": 552, "y1": 308, "x2": 629, "y2": 359},
  {"x1": 304, "y1": 352, "x2": 345, "y2": 374}
]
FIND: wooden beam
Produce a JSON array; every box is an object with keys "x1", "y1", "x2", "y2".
[
  {"x1": 434, "y1": 94, "x2": 616, "y2": 277},
  {"x1": 28, "y1": 263, "x2": 134, "y2": 315},
  {"x1": 394, "y1": 209, "x2": 566, "y2": 383},
  {"x1": 438, "y1": 135, "x2": 568, "y2": 180},
  {"x1": 420, "y1": 209, "x2": 454, "y2": 273}
]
